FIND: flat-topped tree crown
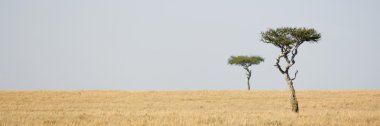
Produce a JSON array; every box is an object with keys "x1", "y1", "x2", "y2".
[
  {"x1": 261, "y1": 27, "x2": 321, "y2": 48},
  {"x1": 228, "y1": 56, "x2": 264, "y2": 67}
]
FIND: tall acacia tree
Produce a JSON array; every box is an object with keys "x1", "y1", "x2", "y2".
[
  {"x1": 261, "y1": 27, "x2": 321, "y2": 113},
  {"x1": 228, "y1": 56, "x2": 264, "y2": 90}
]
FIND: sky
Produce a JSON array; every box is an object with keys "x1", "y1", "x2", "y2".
[{"x1": 0, "y1": 0, "x2": 379, "y2": 90}]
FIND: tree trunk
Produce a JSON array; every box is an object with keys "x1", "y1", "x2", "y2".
[
  {"x1": 285, "y1": 74, "x2": 299, "y2": 113},
  {"x1": 247, "y1": 78, "x2": 251, "y2": 91}
]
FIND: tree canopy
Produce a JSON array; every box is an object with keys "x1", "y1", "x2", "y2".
[
  {"x1": 228, "y1": 56, "x2": 264, "y2": 67},
  {"x1": 261, "y1": 27, "x2": 321, "y2": 75},
  {"x1": 261, "y1": 27, "x2": 321, "y2": 48}
]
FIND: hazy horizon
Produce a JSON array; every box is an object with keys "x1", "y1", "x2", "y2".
[{"x1": 1, "y1": 0, "x2": 379, "y2": 90}]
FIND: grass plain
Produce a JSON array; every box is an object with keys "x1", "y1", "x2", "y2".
[{"x1": 0, "y1": 90, "x2": 379, "y2": 126}]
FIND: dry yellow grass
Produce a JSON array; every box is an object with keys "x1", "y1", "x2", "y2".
[{"x1": 0, "y1": 90, "x2": 379, "y2": 126}]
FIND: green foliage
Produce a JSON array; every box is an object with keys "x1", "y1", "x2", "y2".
[
  {"x1": 228, "y1": 56, "x2": 264, "y2": 67},
  {"x1": 261, "y1": 27, "x2": 321, "y2": 48}
]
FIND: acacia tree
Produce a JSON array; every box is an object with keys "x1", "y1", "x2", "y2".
[
  {"x1": 261, "y1": 27, "x2": 321, "y2": 113},
  {"x1": 228, "y1": 56, "x2": 264, "y2": 90}
]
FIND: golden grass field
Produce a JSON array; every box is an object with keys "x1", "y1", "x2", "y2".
[{"x1": 0, "y1": 90, "x2": 379, "y2": 126}]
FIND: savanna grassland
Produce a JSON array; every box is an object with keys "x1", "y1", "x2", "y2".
[{"x1": 0, "y1": 90, "x2": 379, "y2": 126}]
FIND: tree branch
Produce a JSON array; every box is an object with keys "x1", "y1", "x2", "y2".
[
  {"x1": 247, "y1": 70, "x2": 252, "y2": 79},
  {"x1": 291, "y1": 50, "x2": 297, "y2": 63},
  {"x1": 275, "y1": 54, "x2": 285, "y2": 74},
  {"x1": 284, "y1": 54, "x2": 291, "y2": 65},
  {"x1": 243, "y1": 66, "x2": 252, "y2": 79},
  {"x1": 285, "y1": 43, "x2": 302, "y2": 73},
  {"x1": 283, "y1": 49, "x2": 293, "y2": 73},
  {"x1": 290, "y1": 70, "x2": 298, "y2": 80},
  {"x1": 282, "y1": 46, "x2": 291, "y2": 64},
  {"x1": 291, "y1": 42, "x2": 302, "y2": 64}
]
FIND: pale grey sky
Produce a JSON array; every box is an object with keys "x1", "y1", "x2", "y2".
[{"x1": 1, "y1": 0, "x2": 379, "y2": 90}]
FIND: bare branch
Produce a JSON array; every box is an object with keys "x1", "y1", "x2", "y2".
[
  {"x1": 284, "y1": 55, "x2": 293, "y2": 73},
  {"x1": 243, "y1": 66, "x2": 252, "y2": 80},
  {"x1": 285, "y1": 64, "x2": 292, "y2": 73},
  {"x1": 284, "y1": 54, "x2": 291, "y2": 64},
  {"x1": 291, "y1": 51, "x2": 297, "y2": 62},
  {"x1": 282, "y1": 47, "x2": 292, "y2": 64},
  {"x1": 291, "y1": 42, "x2": 302, "y2": 64},
  {"x1": 243, "y1": 66, "x2": 248, "y2": 72},
  {"x1": 275, "y1": 54, "x2": 285, "y2": 74},
  {"x1": 247, "y1": 70, "x2": 252, "y2": 79},
  {"x1": 290, "y1": 70, "x2": 298, "y2": 80}
]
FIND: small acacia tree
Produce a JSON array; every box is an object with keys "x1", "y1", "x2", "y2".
[
  {"x1": 228, "y1": 56, "x2": 264, "y2": 90},
  {"x1": 261, "y1": 27, "x2": 321, "y2": 113}
]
